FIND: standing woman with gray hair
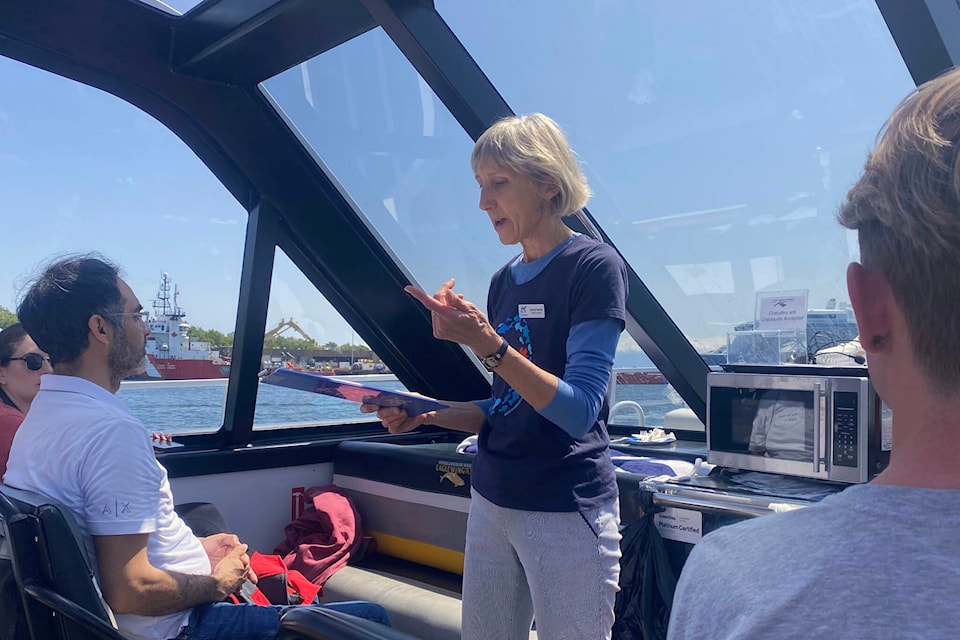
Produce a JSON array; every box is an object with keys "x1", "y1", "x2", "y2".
[{"x1": 363, "y1": 113, "x2": 627, "y2": 639}]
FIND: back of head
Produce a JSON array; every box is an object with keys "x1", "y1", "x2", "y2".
[
  {"x1": 17, "y1": 255, "x2": 123, "y2": 366},
  {"x1": 839, "y1": 67, "x2": 960, "y2": 394},
  {"x1": 471, "y1": 113, "x2": 591, "y2": 216}
]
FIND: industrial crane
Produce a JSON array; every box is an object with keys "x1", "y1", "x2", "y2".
[{"x1": 263, "y1": 318, "x2": 318, "y2": 346}]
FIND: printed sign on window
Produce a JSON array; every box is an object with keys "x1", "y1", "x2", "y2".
[{"x1": 756, "y1": 290, "x2": 808, "y2": 332}]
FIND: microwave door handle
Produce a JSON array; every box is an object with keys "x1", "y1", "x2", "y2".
[{"x1": 812, "y1": 382, "x2": 822, "y2": 473}]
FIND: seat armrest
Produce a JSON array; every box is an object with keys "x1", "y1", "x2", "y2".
[
  {"x1": 22, "y1": 583, "x2": 128, "y2": 640},
  {"x1": 278, "y1": 606, "x2": 421, "y2": 640}
]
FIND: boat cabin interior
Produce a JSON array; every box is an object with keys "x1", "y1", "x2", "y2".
[{"x1": 1, "y1": 0, "x2": 956, "y2": 638}]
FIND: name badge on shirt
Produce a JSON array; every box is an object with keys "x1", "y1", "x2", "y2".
[{"x1": 518, "y1": 303, "x2": 545, "y2": 319}]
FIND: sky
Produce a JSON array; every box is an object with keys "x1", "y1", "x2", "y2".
[
  {"x1": 0, "y1": 0, "x2": 918, "y2": 356},
  {"x1": 0, "y1": 57, "x2": 250, "y2": 333},
  {"x1": 0, "y1": 55, "x2": 358, "y2": 343}
]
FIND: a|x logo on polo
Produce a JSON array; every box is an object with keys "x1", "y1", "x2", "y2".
[{"x1": 102, "y1": 500, "x2": 132, "y2": 517}]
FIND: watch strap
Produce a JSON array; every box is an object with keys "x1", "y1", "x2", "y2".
[{"x1": 481, "y1": 338, "x2": 508, "y2": 370}]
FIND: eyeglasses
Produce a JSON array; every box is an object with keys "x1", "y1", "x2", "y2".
[
  {"x1": 110, "y1": 310, "x2": 151, "y2": 325},
  {"x1": 8, "y1": 353, "x2": 51, "y2": 371}
]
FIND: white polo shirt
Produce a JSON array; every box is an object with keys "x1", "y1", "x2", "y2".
[{"x1": 4, "y1": 374, "x2": 210, "y2": 640}]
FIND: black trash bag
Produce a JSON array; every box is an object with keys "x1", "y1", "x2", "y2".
[{"x1": 612, "y1": 492, "x2": 678, "y2": 640}]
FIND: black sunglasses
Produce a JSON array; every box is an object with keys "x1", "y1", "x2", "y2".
[{"x1": 8, "y1": 353, "x2": 50, "y2": 371}]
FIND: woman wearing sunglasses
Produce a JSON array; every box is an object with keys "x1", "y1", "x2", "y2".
[{"x1": 0, "y1": 322, "x2": 52, "y2": 476}]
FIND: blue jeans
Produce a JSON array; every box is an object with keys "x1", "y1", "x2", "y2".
[{"x1": 172, "y1": 601, "x2": 391, "y2": 640}]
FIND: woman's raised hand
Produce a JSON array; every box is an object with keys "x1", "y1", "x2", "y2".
[{"x1": 404, "y1": 280, "x2": 500, "y2": 356}]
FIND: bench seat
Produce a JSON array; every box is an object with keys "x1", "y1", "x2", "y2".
[
  {"x1": 327, "y1": 440, "x2": 551, "y2": 639},
  {"x1": 320, "y1": 559, "x2": 462, "y2": 640},
  {"x1": 334, "y1": 441, "x2": 472, "y2": 575}
]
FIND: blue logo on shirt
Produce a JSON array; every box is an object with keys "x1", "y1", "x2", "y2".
[{"x1": 489, "y1": 315, "x2": 532, "y2": 416}]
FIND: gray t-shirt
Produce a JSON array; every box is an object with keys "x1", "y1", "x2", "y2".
[{"x1": 668, "y1": 484, "x2": 960, "y2": 639}]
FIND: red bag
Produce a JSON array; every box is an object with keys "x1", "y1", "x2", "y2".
[
  {"x1": 273, "y1": 485, "x2": 366, "y2": 586},
  {"x1": 228, "y1": 551, "x2": 321, "y2": 606}
]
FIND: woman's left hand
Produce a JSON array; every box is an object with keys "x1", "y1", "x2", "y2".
[
  {"x1": 405, "y1": 280, "x2": 501, "y2": 356},
  {"x1": 360, "y1": 403, "x2": 434, "y2": 434}
]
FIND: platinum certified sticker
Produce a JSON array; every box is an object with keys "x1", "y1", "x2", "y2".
[{"x1": 654, "y1": 507, "x2": 703, "y2": 544}]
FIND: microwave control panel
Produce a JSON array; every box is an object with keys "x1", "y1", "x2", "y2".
[{"x1": 832, "y1": 391, "x2": 859, "y2": 467}]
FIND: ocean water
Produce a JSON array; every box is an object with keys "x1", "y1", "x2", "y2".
[{"x1": 116, "y1": 377, "x2": 687, "y2": 436}]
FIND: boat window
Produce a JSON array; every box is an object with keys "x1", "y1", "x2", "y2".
[
  {"x1": 131, "y1": 0, "x2": 199, "y2": 16},
  {"x1": 252, "y1": 248, "x2": 404, "y2": 431},
  {"x1": 260, "y1": 26, "x2": 517, "y2": 325},
  {"x1": 438, "y1": 0, "x2": 916, "y2": 364},
  {"x1": 260, "y1": 24, "x2": 693, "y2": 423},
  {"x1": 614, "y1": 334, "x2": 694, "y2": 430},
  {"x1": 0, "y1": 55, "x2": 246, "y2": 436}
]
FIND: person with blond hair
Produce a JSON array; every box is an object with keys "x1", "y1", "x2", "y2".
[
  {"x1": 364, "y1": 113, "x2": 627, "y2": 639},
  {"x1": 668, "y1": 67, "x2": 960, "y2": 639}
]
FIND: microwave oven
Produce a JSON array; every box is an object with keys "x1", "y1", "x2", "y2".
[{"x1": 706, "y1": 366, "x2": 891, "y2": 483}]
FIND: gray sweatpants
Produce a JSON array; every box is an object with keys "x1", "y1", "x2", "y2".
[{"x1": 461, "y1": 489, "x2": 621, "y2": 640}]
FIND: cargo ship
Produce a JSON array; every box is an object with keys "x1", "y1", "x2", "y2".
[{"x1": 142, "y1": 273, "x2": 230, "y2": 380}]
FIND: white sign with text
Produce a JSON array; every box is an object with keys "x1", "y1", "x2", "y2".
[
  {"x1": 756, "y1": 290, "x2": 808, "y2": 332},
  {"x1": 654, "y1": 506, "x2": 703, "y2": 544}
]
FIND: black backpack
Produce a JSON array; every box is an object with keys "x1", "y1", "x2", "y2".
[{"x1": 613, "y1": 493, "x2": 678, "y2": 640}]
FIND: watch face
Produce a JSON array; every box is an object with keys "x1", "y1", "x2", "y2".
[{"x1": 482, "y1": 339, "x2": 507, "y2": 370}]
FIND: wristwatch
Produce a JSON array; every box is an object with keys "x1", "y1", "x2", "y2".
[{"x1": 481, "y1": 338, "x2": 508, "y2": 371}]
